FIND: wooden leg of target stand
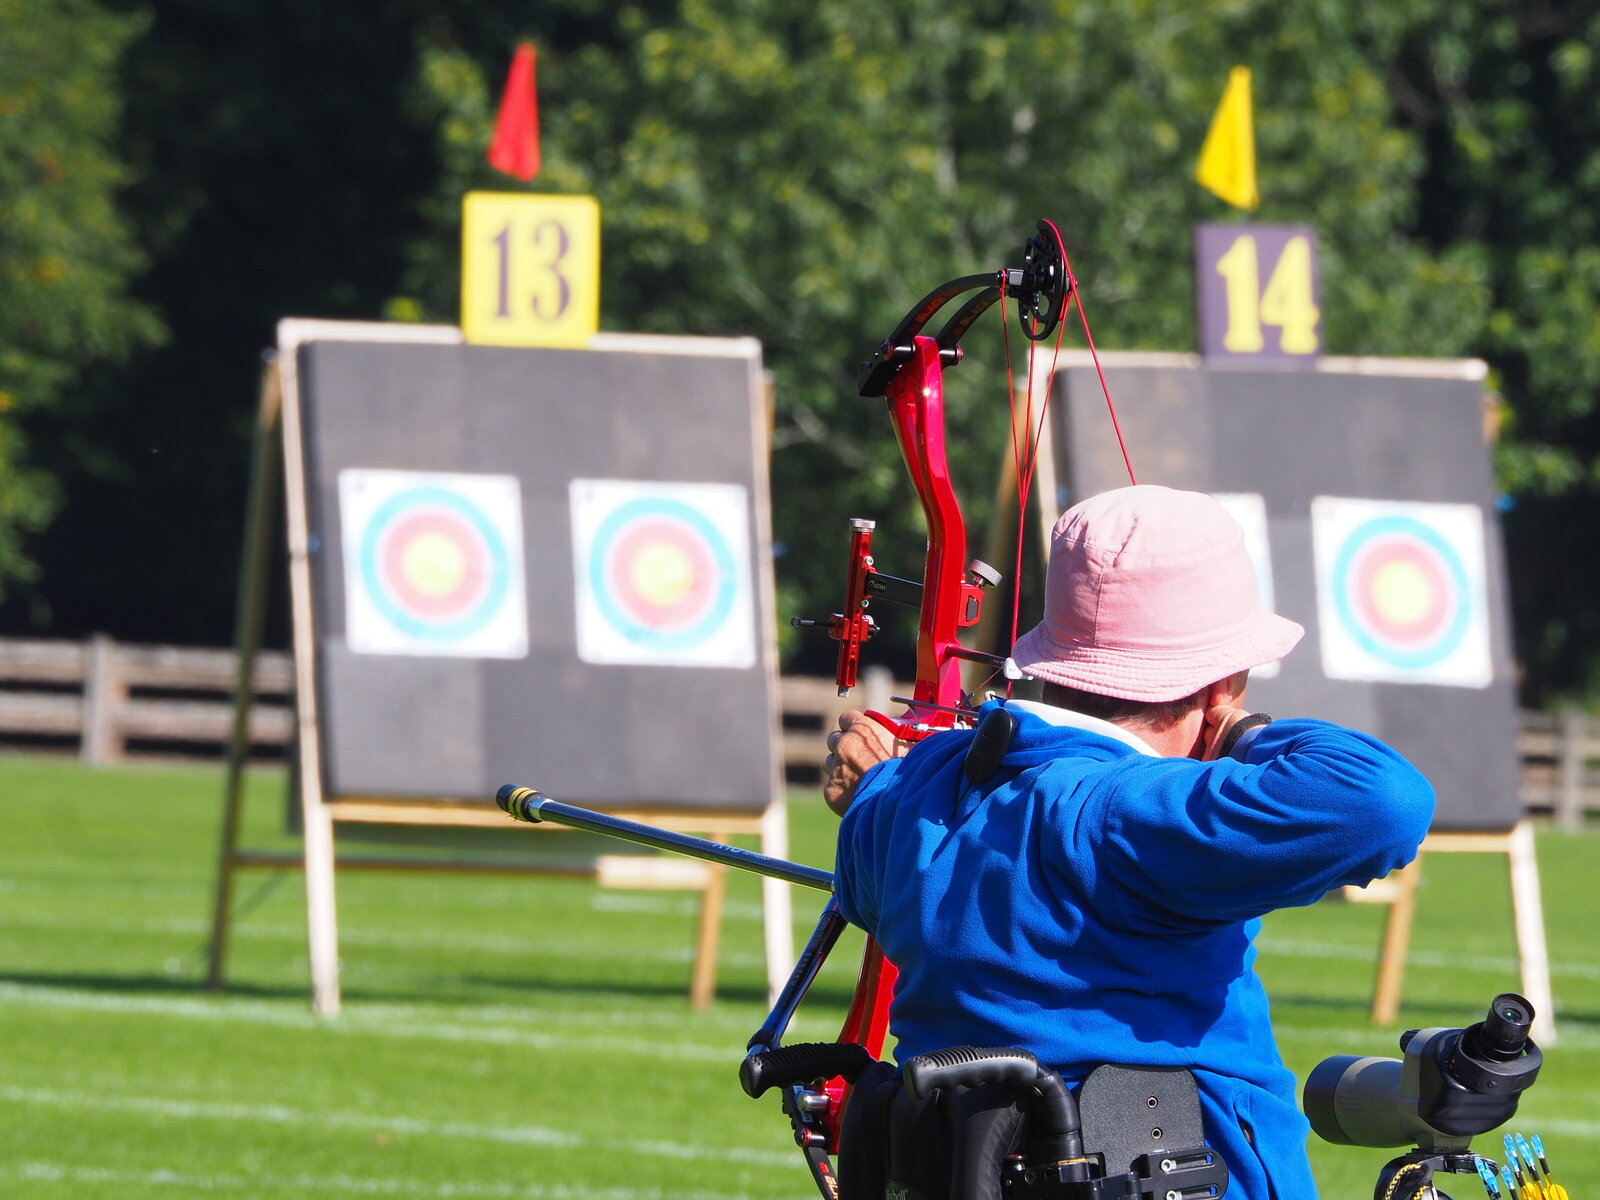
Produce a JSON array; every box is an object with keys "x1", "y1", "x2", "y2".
[
  {"x1": 1364, "y1": 826, "x2": 1557, "y2": 1042},
  {"x1": 1369, "y1": 859, "x2": 1422, "y2": 1026},
  {"x1": 690, "y1": 832, "x2": 731, "y2": 1010},
  {"x1": 1507, "y1": 821, "x2": 1556, "y2": 1044}
]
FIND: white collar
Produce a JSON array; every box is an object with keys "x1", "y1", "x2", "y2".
[{"x1": 1004, "y1": 699, "x2": 1159, "y2": 756}]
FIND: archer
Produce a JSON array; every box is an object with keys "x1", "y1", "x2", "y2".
[{"x1": 824, "y1": 483, "x2": 1435, "y2": 1200}]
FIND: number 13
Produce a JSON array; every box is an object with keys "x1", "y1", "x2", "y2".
[{"x1": 492, "y1": 218, "x2": 572, "y2": 321}]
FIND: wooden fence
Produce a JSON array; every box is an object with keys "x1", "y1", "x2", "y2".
[
  {"x1": 0, "y1": 635, "x2": 293, "y2": 763},
  {"x1": 3, "y1": 635, "x2": 1599, "y2": 825}
]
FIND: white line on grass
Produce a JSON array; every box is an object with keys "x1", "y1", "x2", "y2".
[
  {"x1": 6, "y1": 1161, "x2": 766, "y2": 1199},
  {"x1": 14, "y1": 915, "x2": 1585, "y2": 983},
  {"x1": 0, "y1": 910, "x2": 773, "y2": 968},
  {"x1": 1520, "y1": 1115, "x2": 1600, "y2": 1141},
  {"x1": 0, "y1": 1086, "x2": 796, "y2": 1170},
  {"x1": 0, "y1": 982, "x2": 741, "y2": 1063},
  {"x1": 1258, "y1": 936, "x2": 1600, "y2": 983},
  {"x1": 592, "y1": 893, "x2": 767, "y2": 921},
  {"x1": 589, "y1": 893, "x2": 837, "y2": 928}
]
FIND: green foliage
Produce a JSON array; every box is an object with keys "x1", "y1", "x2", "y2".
[
  {"x1": 2, "y1": 0, "x2": 1595, "y2": 698},
  {"x1": 1394, "y1": 2, "x2": 1600, "y2": 699},
  {"x1": 0, "y1": 0, "x2": 161, "y2": 604},
  {"x1": 389, "y1": 0, "x2": 1522, "y2": 677}
]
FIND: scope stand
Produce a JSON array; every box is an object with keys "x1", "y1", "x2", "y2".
[{"x1": 1375, "y1": 1149, "x2": 1497, "y2": 1200}]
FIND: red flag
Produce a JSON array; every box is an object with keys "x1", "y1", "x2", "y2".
[{"x1": 488, "y1": 43, "x2": 540, "y2": 181}]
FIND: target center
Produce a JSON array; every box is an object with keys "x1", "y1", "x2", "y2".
[
  {"x1": 631, "y1": 542, "x2": 695, "y2": 607},
  {"x1": 401, "y1": 531, "x2": 469, "y2": 597},
  {"x1": 1370, "y1": 560, "x2": 1433, "y2": 627}
]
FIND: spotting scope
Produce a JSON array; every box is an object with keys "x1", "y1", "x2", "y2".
[{"x1": 1304, "y1": 992, "x2": 1542, "y2": 1150}]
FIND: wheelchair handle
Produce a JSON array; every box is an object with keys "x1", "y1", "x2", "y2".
[
  {"x1": 902, "y1": 1046, "x2": 1084, "y2": 1165},
  {"x1": 740, "y1": 1041, "x2": 876, "y2": 1099}
]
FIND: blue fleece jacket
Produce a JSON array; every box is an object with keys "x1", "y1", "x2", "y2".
[{"x1": 835, "y1": 700, "x2": 1434, "y2": 1200}]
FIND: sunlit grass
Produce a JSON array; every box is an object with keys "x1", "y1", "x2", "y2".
[{"x1": 1, "y1": 754, "x2": 1594, "y2": 1198}]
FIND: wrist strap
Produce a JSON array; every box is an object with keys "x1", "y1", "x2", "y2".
[{"x1": 1219, "y1": 713, "x2": 1273, "y2": 761}]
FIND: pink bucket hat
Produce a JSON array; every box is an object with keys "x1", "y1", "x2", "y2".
[{"x1": 1011, "y1": 485, "x2": 1303, "y2": 702}]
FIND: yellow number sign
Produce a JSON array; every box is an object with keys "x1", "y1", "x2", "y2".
[
  {"x1": 461, "y1": 193, "x2": 600, "y2": 347},
  {"x1": 1195, "y1": 223, "x2": 1321, "y2": 364}
]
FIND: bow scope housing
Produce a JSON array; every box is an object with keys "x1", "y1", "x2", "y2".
[{"x1": 1303, "y1": 993, "x2": 1542, "y2": 1150}]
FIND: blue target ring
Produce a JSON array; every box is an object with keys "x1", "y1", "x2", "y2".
[
  {"x1": 1331, "y1": 514, "x2": 1471, "y2": 670},
  {"x1": 360, "y1": 485, "x2": 511, "y2": 642},
  {"x1": 588, "y1": 497, "x2": 736, "y2": 651}
]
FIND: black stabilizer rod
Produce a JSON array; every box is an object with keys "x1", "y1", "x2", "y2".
[{"x1": 495, "y1": 785, "x2": 836, "y2": 893}]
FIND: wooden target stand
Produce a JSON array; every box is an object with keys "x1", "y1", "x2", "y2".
[
  {"x1": 206, "y1": 321, "x2": 794, "y2": 1016},
  {"x1": 1349, "y1": 823, "x2": 1554, "y2": 1043},
  {"x1": 975, "y1": 350, "x2": 1558, "y2": 1044}
]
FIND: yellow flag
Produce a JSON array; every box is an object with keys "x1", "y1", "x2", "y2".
[{"x1": 1195, "y1": 66, "x2": 1259, "y2": 210}]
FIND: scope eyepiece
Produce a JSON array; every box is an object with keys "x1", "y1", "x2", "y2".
[
  {"x1": 1444, "y1": 991, "x2": 1541, "y2": 1105},
  {"x1": 1471, "y1": 992, "x2": 1533, "y2": 1061}
]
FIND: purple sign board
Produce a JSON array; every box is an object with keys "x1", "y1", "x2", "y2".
[{"x1": 1195, "y1": 223, "x2": 1322, "y2": 367}]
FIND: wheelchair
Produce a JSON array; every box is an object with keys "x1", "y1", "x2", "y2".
[{"x1": 741, "y1": 994, "x2": 1544, "y2": 1200}]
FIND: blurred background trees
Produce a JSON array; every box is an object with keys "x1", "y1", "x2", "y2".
[
  {"x1": 0, "y1": 0, "x2": 162, "y2": 613},
  {"x1": 1, "y1": 0, "x2": 1595, "y2": 701}
]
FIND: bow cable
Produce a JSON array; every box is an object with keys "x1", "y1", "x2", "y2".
[{"x1": 996, "y1": 219, "x2": 1137, "y2": 694}]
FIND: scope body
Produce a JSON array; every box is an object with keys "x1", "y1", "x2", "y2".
[{"x1": 1304, "y1": 994, "x2": 1541, "y2": 1150}]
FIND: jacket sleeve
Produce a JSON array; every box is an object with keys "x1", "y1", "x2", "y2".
[
  {"x1": 1082, "y1": 719, "x2": 1435, "y2": 930},
  {"x1": 833, "y1": 755, "x2": 905, "y2": 933}
]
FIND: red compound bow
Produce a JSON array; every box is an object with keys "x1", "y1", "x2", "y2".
[{"x1": 740, "y1": 219, "x2": 1134, "y2": 1199}]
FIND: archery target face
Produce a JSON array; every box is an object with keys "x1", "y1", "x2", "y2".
[
  {"x1": 339, "y1": 469, "x2": 528, "y2": 658},
  {"x1": 1312, "y1": 496, "x2": 1492, "y2": 687},
  {"x1": 1211, "y1": 492, "x2": 1280, "y2": 679},
  {"x1": 570, "y1": 479, "x2": 756, "y2": 668}
]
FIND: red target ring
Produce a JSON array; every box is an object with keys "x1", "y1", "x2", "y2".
[
  {"x1": 376, "y1": 508, "x2": 492, "y2": 620},
  {"x1": 603, "y1": 517, "x2": 717, "y2": 631},
  {"x1": 1348, "y1": 535, "x2": 1453, "y2": 649}
]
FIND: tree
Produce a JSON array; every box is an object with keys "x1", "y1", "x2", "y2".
[
  {"x1": 7, "y1": 0, "x2": 1596, "y2": 703},
  {"x1": 389, "y1": 0, "x2": 1499, "y2": 676},
  {"x1": 1381, "y1": 1, "x2": 1600, "y2": 699},
  {"x1": 0, "y1": 0, "x2": 161, "y2": 613}
]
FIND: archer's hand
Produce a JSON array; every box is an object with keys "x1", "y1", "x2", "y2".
[
  {"x1": 823, "y1": 711, "x2": 907, "y2": 816},
  {"x1": 1201, "y1": 703, "x2": 1254, "y2": 762}
]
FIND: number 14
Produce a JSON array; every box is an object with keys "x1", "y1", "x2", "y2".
[{"x1": 1215, "y1": 234, "x2": 1320, "y2": 355}]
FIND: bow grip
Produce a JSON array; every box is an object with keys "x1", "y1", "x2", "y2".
[{"x1": 740, "y1": 1041, "x2": 876, "y2": 1099}]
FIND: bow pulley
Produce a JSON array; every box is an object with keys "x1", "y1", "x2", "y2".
[
  {"x1": 856, "y1": 220, "x2": 1073, "y2": 398},
  {"x1": 1014, "y1": 220, "x2": 1071, "y2": 341}
]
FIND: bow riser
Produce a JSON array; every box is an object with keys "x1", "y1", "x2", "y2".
[{"x1": 887, "y1": 336, "x2": 975, "y2": 726}]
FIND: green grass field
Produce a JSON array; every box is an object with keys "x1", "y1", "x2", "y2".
[{"x1": 2, "y1": 754, "x2": 1597, "y2": 1199}]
